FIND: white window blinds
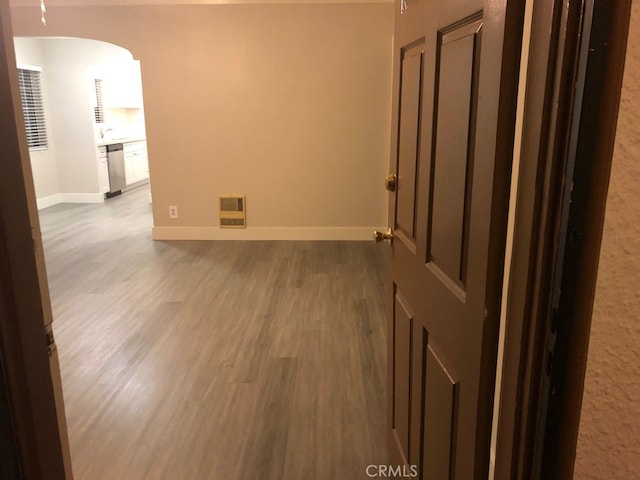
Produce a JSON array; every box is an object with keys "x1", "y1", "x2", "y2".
[
  {"x1": 94, "y1": 78, "x2": 105, "y2": 124},
  {"x1": 17, "y1": 68, "x2": 48, "y2": 150}
]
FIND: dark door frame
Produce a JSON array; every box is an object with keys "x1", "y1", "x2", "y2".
[
  {"x1": 539, "y1": 0, "x2": 632, "y2": 476},
  {"x1": 0, "y1": 0, "x2": 632, "y2": 479},
  {"x1": 494, "y1": 0, "x2": 631, "y2": 478}
]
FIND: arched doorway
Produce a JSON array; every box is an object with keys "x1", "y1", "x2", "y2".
[{"x1": 13, "y1": 36, "x2": 152, "y2": 209}]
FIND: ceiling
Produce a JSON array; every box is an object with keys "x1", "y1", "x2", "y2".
[{"x1": 10, "y1": 0, "x2": 391, "y2": 6}]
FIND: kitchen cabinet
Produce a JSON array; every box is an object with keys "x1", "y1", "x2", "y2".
[
  {"x1": 103, "y1": 61, "x2": 143, "y2": 109},
  {"x1": 123, "y1": 141, "x2": 149, "y2": 185},
  {"x1": 97, "y1": 146, "x2": 110, "y2": 193}
]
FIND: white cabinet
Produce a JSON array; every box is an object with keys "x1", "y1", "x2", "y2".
[
  {"x1": 97, "y1": 146, "x2": 110, "y2": 193},
  {"x1": 103, "y1": 61, "x2": 143, "y2": 109},
  {"x1": 123, "y1": 141, "x2": 149, "y2": 185}
]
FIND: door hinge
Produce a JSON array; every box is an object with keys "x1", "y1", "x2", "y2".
[
  {"x1": 45, "y1": 326, "x2": 56, "y2": 356},
  {"x1": 550, "y1": 306, "x2": 559, "y2": 334},
  {"x1": 545, "y1": 350, "x2": 554, "y2": 377}
]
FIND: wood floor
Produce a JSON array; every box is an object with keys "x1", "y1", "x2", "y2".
[{"x1": 39, "y1": 185, "x2": 388, "y2": 480}]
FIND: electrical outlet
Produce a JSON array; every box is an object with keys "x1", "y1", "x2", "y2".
[{"x1": 169, "y1": 205, "x2": 178, "y2": 219}]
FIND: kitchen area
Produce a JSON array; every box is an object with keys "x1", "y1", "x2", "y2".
[
  {"x1": 95, "y1": 84, "x2": 149, "y2": 201},
  {"x1": 99, "y1": 140, "x2": 149, "y2": 199},
  {"x1": 13, "y1": 36, "x2": 151, "y2": 209},
  {"x1": 93, "y1": 58, "x2": 150, "y2": 199}
]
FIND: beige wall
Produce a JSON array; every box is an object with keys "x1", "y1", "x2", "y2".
[
  {"x1": 11, "y1": 4, "x2": 394, "y2": 239},
  {"x1": 574, "y1": 3, "x2": 640, "y2": 478}
]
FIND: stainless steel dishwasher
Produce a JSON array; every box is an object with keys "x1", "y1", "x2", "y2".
[{"x1": 106, "y1": 143, "x2": 125, "y2": 198}]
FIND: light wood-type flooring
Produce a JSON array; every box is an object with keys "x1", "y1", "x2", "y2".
[{"x1": 39, "y1": 185, "x2": 388, "y2": 480}]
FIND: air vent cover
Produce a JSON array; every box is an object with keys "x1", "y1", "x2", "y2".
[{"x1": 219, "y1": 195, "x2": 246, "y2": 228}]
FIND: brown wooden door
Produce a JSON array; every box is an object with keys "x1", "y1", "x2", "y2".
[{"x1": 386, "y1": 0, "x2": 520, "y2": 478}]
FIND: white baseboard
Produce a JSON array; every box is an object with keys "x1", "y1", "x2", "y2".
[
  {"x1": 37, "y1": 194, "x2": 63, "y2": 210},
  {"x1": 59, "y1": 192, "x2": 105, "y2": 204},
  {"x1": 37, "y1": 192, "x2": 105, "y2": 210},
  {"x1": 152, "y1": 226, "x2": 382, "y2": 241}
]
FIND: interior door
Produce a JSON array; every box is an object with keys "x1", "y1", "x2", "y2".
[{"x1": 385, "y1": 0, "x2": 520, "y2": 478}]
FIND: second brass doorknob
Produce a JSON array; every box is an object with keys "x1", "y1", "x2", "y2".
[
  {"x1": 373, "y1": 227, "x2": 394, "y2": 244},
  {"x1": 385, "y1": 174, "x2": 397, "y2": 192}
]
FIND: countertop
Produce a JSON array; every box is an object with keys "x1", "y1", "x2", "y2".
[{"x1": 97, "y1": 137, "x2": 146, "y2": 147}]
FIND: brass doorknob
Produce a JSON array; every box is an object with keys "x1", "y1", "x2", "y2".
[
  {"x1": 384, "y1": 174, "x2": 397, "y2": 192},
  {"x1": 373, "y1": 227, "x2": 394, "y2": 244}
]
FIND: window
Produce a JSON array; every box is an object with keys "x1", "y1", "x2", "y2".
[
  {"x1": 17, "y1": 67, "x2": 48, "y2": 150},
  {"x1": 94, "y1": 78, "x2": 105, "y2": 124}
]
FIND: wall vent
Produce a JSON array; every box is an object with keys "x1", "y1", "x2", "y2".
[{"x1": 219, "y1": 195, "x2": 246, "y2": 228}]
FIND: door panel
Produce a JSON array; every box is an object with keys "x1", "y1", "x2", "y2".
[
  {"x1": 428, "y1": 18, "x2": 482, "y2": 293},
  {"x1": 395, "y1": 42, "x2": 424, "y2": 245},
  {"x1": 423, "y1": 344, "x2": 459, "y2": 480},
  {"x1": 392, "y1": 292, "x2": 413, "y2": 460},
  {"x1": 386, "y1": 0, "x2": 519, "y2": 478},
  {"x1": 409, "y1": 325, "x2": 427, "y2": 468}
]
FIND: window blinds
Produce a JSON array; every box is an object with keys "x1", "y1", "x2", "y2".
[
  {"x1": 17, "y1": 68, "x2": 48, "y2": 149},
  {"x1": 94, "y1": 78, "x2": 105, "y2": 124}
]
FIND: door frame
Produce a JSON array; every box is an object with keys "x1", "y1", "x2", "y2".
[
  {"x1": 494, "y1": 0, "x2": 632, "y2": 478},
  {"x1": 0, "y1": 2, "x2": 69, "y2": 478}
]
